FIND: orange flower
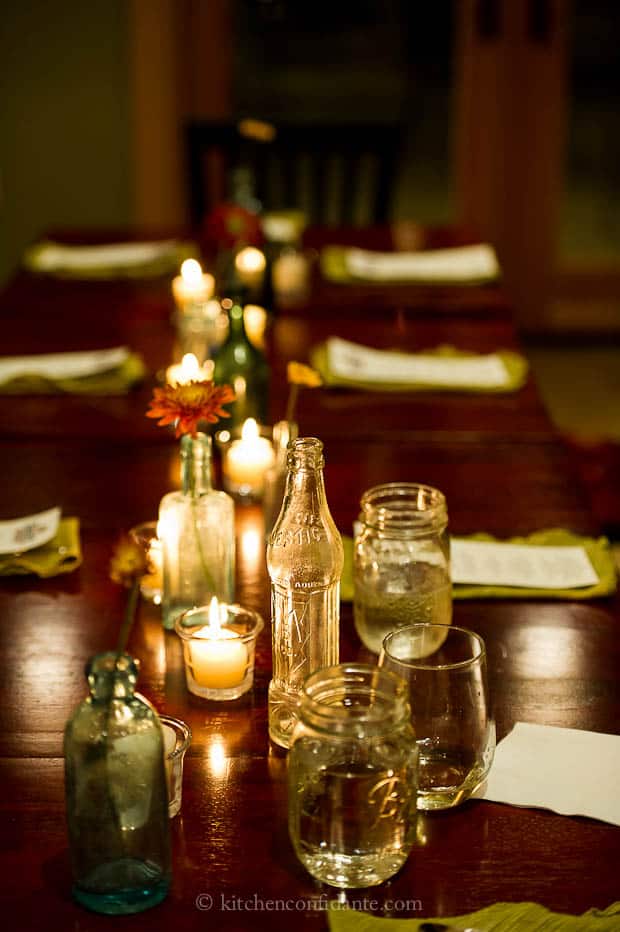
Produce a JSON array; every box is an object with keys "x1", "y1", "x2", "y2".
[
  {"x1": 287, "y1": 361, "x2": 322, "y2": 388},
  {"x1": 110, "y1": 536, "x2": 149, "y2": 588},
  {"x1": 146, "y1": 381, "x2": 235, "y2": 437}
]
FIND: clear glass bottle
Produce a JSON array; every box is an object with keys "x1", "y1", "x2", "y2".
[
  {"x1": 354, "y1": 482, "x2": 451, "y2": 654},
  {"x1": 159, "y1": 432, "x2": 235, "y2": 630},
  {"x1": 267, "y1": 437, "x2": 343, "y2": 748},
  {"x1": 288, "y1": 663, "x2": 418, "y2": 888},
  {"x1": 212, "y1": 299, "x2": 270, "y2": 429},
  {"x1": 262, "y1": 419, "x2": 298, "y2": 538},
  {"x1": 64, "y1": 652, "x2": 171, "y2": 915}
]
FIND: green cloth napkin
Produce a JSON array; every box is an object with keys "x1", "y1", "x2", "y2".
[
  {"x1": 311, "y1": 343, "x2": 529, "y2": 394},
  {"x1": 328, "y1": 901, "x2": 620, "y2": 932},
  {"x1": 320, "y1": 244, "x2": 499, "y2": 285},
  {"x1": 0, "y1": 518, "x2": 82, "y2": 577},
  {"x1": 24, "y1": 240, "x2": 198, "y2": 280},
  {"x1": 0, "y1": 352, "x2": 146, "y2": 395},
  {"x1": 340, "y1": 530, "x2": 617, "y2": 602}
]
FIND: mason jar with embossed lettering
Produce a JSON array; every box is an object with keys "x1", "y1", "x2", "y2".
[
  {"x1": 288, "y1": 663, "x2": 418, "y2": 888},
  {"x1": 267, "y1": 437, "x2": 343, "y2": 749}
]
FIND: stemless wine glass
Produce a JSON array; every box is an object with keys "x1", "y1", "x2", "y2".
[{"x1": 379, "y1": 624, "x2": 495, "y2": 810}]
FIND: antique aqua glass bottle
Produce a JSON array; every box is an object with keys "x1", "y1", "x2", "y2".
[
  {"x1": 64, "y1": 653, "x2": 171, "y2": 915},
  {"x1": 159, "y1": 432, "x2": 235, "y2": 630},
  {"x1": 267, "y1": 437, "x2": 344, "y2": 748},
  {"x1": 212, "y1": 300, "x2": 270, "y2": 429}
]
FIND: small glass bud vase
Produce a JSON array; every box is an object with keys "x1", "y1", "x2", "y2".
[
  {"x1": 64, "y1": 653, "x2": 171, "y2": 915},
  {"x1": 158, "y1": 432, "x2": 235, "y2": 630}
]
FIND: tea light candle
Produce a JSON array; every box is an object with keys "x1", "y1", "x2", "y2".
[
  {"x1": 166, "y1": 352, "x2": 213, "y2": 386},
  {"x1": 223, "y1": 418, "x2": 275, "y2": 498},
  {"x1": 190, "y1": 597, "x2": 247, "y2": 689},
  {"x1": 273, "y1": 251, "x2": 310, "y2": 299},
  {"x1": 172, "y1": 258, "x2": 214, "y2": 312},
  {"x1": 234, "y1": 247, "x2": 266, "y2": 292}
]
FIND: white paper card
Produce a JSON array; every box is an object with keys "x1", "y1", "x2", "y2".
[
  {"x1": 345, "y1": 243, "x2": 500, "y2": 282},
  {"x1": 484, "y1": 722, "x2": 620, "y2": 826},
  {"x1": 0, "y1": 507, "x2": 61, "y2": 555},
  {"x1": 451, "y1": 538, "x2": 599, "y2": 589},
  {"x1": 327, "y1": 337, "x2": 510, "y2": 388},
  {"x1": 0, "y1": 346, "x2": 129, "y2": 383},
  {"x1": 32, "y1": 239, "x2": 178, "y2": 271}
]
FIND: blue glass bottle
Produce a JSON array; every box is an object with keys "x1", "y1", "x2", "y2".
[{"x1": 64, "y1": 652, "x2": 171, "y2": 914}]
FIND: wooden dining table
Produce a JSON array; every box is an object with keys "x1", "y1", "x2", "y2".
[{"x1": 0, "y1": 228, "x2": 618, "y2": 931}]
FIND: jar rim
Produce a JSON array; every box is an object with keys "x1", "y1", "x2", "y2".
[
  {"x1": 359, "y1": 482, "x2": 447, "y2": 530},
  {"x1": 299, "y1": 663, "x2": 410, "y2": 735}
]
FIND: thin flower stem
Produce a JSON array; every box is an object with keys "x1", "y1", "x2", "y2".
[
  {"x1": 191, "y1": 494, "x2": 217, "y2": 592},
  {"x1": 285, "y1": 383, "x2": 299, "y2": 425},
  {"x1": 116, "y1": 579, "x2": 140, "y2": 654}
]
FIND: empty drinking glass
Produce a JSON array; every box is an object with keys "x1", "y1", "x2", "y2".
[{"x1": 379, "y1": 624, "x2": 495, "y2": 810}]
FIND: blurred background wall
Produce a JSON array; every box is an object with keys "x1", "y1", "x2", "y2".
[{"x1": 1, "y1": 0, "x2": 619, "y2": 335}]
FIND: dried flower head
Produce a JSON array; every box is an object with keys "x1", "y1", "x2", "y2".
[
  {"x1": 110, "y1": 536, "x2": 149, "y2": 588},
  {"x1": 287, "y1": 361, "x2": 322, "y2": 388},
  {"x1": 146, "y1": 380, "x2": 235, "y2": 438}
]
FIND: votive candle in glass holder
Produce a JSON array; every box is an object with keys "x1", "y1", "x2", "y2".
[
  {"x1": 129, "y1": 521, "x2": 163, "y2": 605},
  {"x1": 217, "y1": 418, "x2": 275, "y2": 502},
  {"x1": 160, "y1": 714, "x2": 191, "y2": 818},
  {"x1": 174, "y1": 597, "x2": 264, "y2": 700},
  {"x1": 172, "y1": 258, "x2": 214, "y2": 313}
]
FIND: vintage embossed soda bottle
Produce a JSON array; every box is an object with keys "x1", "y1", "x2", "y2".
[{"x1": 267, "y1": 437, "x2": 344, "y2": 748}]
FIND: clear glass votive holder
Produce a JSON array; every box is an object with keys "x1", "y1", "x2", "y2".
[
  {"x1": 160, "y1": 714, "x2": 191, "y2": 818},
  {"x1": 129, "y1": 521, "x2": 163, "y2": 605},
  {"x1": 379, "y1": 624, "x2": 495, "y2": 810},
  {"x1": 174, "y1": 603, "x2": 264, "y2": 700},
  {"x1": 216, "y1": 421, "x2": 275, "y2": 503}
]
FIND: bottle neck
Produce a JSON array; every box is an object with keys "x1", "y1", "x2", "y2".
[
  {"x1": 283, "y1": 437, "x2": 326, "y2": 510},
  {"x1": 180, "y1": 432, "x2": 213, "y2": 497},
  {"x1": 86, "y1": 652, "x2": 138, "y2": 702}
]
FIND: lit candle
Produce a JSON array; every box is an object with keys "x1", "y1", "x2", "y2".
[
  {"x1": 172, "y1": 258, "x2": 215, "y2": 312},
  {"x1": 223, "y1": 418, "x2": 275, "y2": 498},
  {"x1": 243, "y1": 304, "x2": 268, "y2": 350},
  {"x1": 166, "y1": 352, "x2": 213, "y2": 386},
  {"x1": 189, "y1": 597, "x2": 247, "y2": 689},
  {"x1": 273, "y1": 251, "x2": 310, "y2": 300},
  {"x1": 234, "y1": 247, "x2": 266, "y2": 292}
]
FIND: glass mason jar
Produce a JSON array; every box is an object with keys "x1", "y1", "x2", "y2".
[
  {"x1": 64, "y1": 653, "x2": 171, "y2": 915},
  {"x1": 267, "y1": 437, "x2": 343, "y2": 749},
  {"x1": 158, "y1": 432, "x2": 235, "y2": 630},
  {"x1": 288, "y1": 663, "x2": 418, "y2": 889},
  {"x1": 354, "y1": 483, "x2": 451, "y2": 654}
]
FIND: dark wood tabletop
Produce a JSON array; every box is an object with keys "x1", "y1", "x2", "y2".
[{"x1": 0, "y1": 230, "x2": 618, "y2": 930}]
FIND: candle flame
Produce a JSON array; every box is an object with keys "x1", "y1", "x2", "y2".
[
  {"x1": 180, "y1": 258, "x2": 203, "y2": 285},
  {"x1": 241, "y1": 418, "x2": 259, "y2": 441},
  {"x1": 235, "y1": 246, "x2": 266, "y2": 272},
  {"x1": 208, "y1": 595, "x2": 221, "y2": 635},
  {"x1": 180, "y1": 353, "x2": 200, "y2": 379}
]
